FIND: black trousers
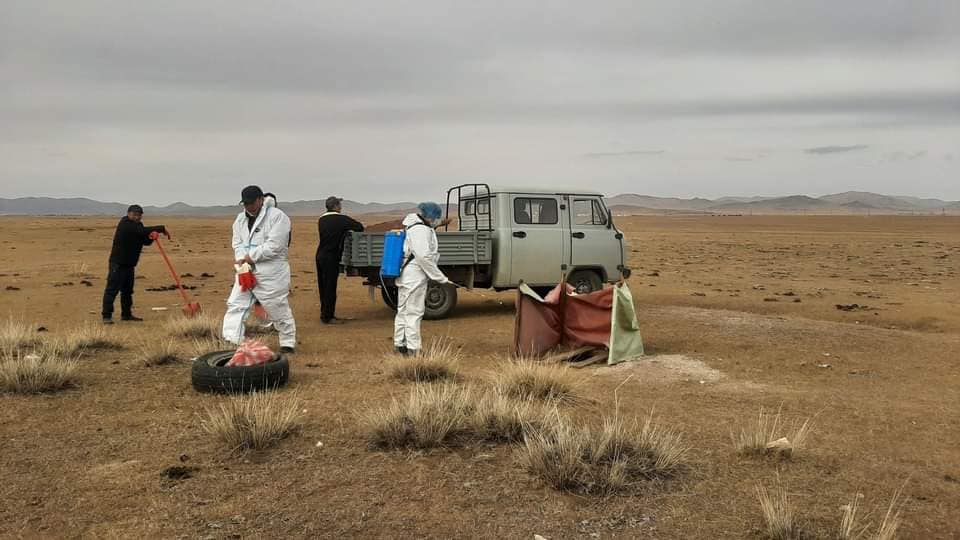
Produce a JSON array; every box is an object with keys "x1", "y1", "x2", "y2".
[
  {"x1": 316, "y1": 255, "x2": 341, "y2": 322},
  {"x1": 102, "y1": 263, "x2": 135, "y2": 319}
]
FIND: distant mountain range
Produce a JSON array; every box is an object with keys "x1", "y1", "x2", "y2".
[
  {"x1": 605, "y1": 191, "x2": 960, "y2": 214},
  {"x1": 0, "y1": 197, "x2": 416, "y2": 217},
  {"x1": 0, "y1": 191, "x2": 957, "y2": 216}
]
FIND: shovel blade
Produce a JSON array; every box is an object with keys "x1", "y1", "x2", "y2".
[{"x1": 182, "y1": 303, "x2": 202, "y2": 317}]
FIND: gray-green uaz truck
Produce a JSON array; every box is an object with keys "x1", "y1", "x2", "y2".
[{"x1": 341, "y1": 184, "x2": 629, "y2": 319}]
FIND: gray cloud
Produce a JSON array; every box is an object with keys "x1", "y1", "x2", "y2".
[
  {"x1": 883, "y1": 150, "x2": 928, "y2": 161},
  {"x1": 804, "y1": 145, "x2": 870, "y2": 154},
  {"x1": 583, "y1": 150, "x2": 665, "y2": 158}
]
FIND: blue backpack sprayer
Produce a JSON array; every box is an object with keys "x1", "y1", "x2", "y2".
[{"x1": 378, "y1": 223, "x2": 427, "y2": 308}]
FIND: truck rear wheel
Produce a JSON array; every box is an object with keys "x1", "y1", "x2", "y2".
[
  {"x1": 567, "y1": 269, "x2": 603, "y2": 294},
  {"x1": 380, "y1": 282, "x2": 458, "y2": 320}
]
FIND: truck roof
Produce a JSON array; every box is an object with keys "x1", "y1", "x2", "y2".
[{"x1": 459, "y1": 186, "x2": 606, "y2": 197}]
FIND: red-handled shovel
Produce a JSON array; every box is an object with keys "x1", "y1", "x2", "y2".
[{"x1": 150, "y1": 231, "x2": 202, "y2": 317}]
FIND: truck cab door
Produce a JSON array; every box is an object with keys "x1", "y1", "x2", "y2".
[
  {"x1": 568, "y1": 197, "x2": 622, "y2": 282},
  {"x1": 509, "y1": 195, "x2": 565, "y2": 286}
]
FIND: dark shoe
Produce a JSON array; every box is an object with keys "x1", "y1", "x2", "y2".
[
  {"x1": 102, "y1": 318, "x2": 114, "y2": 325},
  {"x1": 394, "y1": 345, "x2": 408, "y2": 355},
  {"x1": 279, "y1": 346, "x2": 295, "y2": 354},
  {"x1": 322, "y1": 318, "x2": 346, "y2": 325},
  {"x1": 121, "y1": 315, "x2": 143, "y2": 322}
]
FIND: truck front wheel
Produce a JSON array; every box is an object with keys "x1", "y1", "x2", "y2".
[
  {"x1": 380, "y1": 282, "x2": 458, "y2": 320},
  {"x1": 567, "y1": 269, "x2": 603, "y2": 294}
]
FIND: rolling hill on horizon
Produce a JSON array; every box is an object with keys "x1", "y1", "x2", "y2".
[
  {"x1": 0, "y1": 197, "x2": 416, "y2": 217},
  {"x1": 1, "y1": 191, "x2": 957, "y2": 216},
  {"x1": 607, "y1": 191, "x2": 958, "y2": 214}
]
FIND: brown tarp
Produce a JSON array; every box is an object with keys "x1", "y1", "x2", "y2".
[
  {"x1": 514, "y1": 282, "x2": 613, "y2": 355},
  {"x1": 513, "y1": 282, "x2": 644, "y2": 364}
]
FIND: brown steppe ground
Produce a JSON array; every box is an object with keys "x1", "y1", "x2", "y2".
[{"x1": 1, "y1": 214, "x2": 958, "y2": 539}]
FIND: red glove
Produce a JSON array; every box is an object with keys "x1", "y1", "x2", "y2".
[
  {"x1": 238, "y1": 271, "x2": 257, "y2": 292},
  {"x1": 149, "y1": 231, "x2": 159, "y2": 240}
]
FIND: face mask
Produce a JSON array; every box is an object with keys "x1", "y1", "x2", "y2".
[{"x1": 265, "y1": 196, "x2": 277, "y2": 209}]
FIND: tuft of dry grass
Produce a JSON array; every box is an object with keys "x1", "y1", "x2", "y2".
[
  {"x1": 874, "y1": 486, "x2": 905, "y2": 540},
  {"x1": 363, "y1": 382, "x2": 559, "y2": 449},
  {"x1": 733, "y1": 405, "x2": 814, "y2": 458},
  {"x1": 165, "y1": 313, "x2": 220, "y2": 340},
  {"x1": 67, "y1": 324, "x2": 124, "y2": 355},
  {"x1": 67, "y1": 261, "x2": 90, "y2": 278},
  {"x1": 363, "y1": 382, "x2": 473, "y2": 449},
  {"x1": 493, "y1": 358, "x2": 584, "y2": 405},
  {"x1": 839, "y1": 492, "x2": 868, "y2": 540},
  {"x1": 0, "y1": 318, "x2": 41, "y2": 355},
  {"x1": 200, "y1": 390, "x2": 303, "y2": 452},
  {"x1": 190, "y1": 337, "x2": 235, "y2": 358},
  {"x1": 519, "y1": 413, "x2": 586, "y2": 491},
  {"x1": 756, "y1": 474, "x2": 800, "y2": 540},
  {"x1": 468, "y1": 389, "x2": 554, "y2": 443},
  {"x1": 0, "y1": 345, "x2": 78, "y2": 393},
  {"x1": 389, "y1": 339, "x2": 461, "y2": 383},
  {"x1": 137, "y1": 339, "x2": 183, "y2": 367},
  {"x1": 836, "y1": 485, "x2": 908, "y2": 540},
  {"x1": 519, "y1": 411, "x2": 688, "y2": 495}
]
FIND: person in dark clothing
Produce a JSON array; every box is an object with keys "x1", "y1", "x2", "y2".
[
  {"x1": 315, "y1": 196, "x2": 364, "y2": 324},
  {"x1": 101, "y1": 205, "x2": 168, "y2": 323}
]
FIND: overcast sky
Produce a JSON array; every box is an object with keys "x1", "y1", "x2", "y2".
[{"x1": 2, "y1": 0, "x2": 958, "y2": 205}]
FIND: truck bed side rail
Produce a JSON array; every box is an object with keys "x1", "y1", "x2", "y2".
[{"x1": 341, "y1": 231, "x2": 494, "y2": 268}]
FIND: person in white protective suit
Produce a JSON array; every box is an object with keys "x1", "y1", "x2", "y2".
[
  {"x1": 222, "y1": 185, "x2": 297, "y2": 353},
  {"x1": 394, "y1": 202, "x2": 451, "y2": 356}
]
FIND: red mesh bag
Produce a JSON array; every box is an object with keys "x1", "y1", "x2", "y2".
[{"x1": 227, "y1": 339, "x2": 275, "y2": 367}]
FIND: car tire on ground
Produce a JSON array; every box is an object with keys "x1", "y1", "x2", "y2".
[
  {"x1": 191, "y1": 350, "x2": 289, "y2": 394},
  {"x1": 380, "y1": 282, "x2": 458, "y2": 319},
  {"x1": 566, "y1": 269, "x2": 603, "y2": 294}
]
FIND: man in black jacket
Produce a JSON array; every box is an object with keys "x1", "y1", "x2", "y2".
[
  {"x1": 315, "y1": 196, "x2": 364, "y2": 324},
  {"x1": 101, "y1": 205, "x2": 168, "y2": 324}
]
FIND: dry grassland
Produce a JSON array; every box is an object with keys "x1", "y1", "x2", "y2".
[{"x1": 0, "y1": 214, "x2": 957, "y2": 538}]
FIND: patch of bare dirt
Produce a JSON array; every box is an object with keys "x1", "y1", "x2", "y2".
[{"x1": 600, "y1": 354, "x2": 724, "y2": 384}]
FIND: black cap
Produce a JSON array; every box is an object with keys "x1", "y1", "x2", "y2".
[
  {"x1": 127, "y1": 204, "x2": 143, "y2": 214},
  {"x1": 240, "y1": 185, "x2": 264, "y2": 204},
  {"x1": 325, "y1": 196, "x2": 343, "y2": 211}
]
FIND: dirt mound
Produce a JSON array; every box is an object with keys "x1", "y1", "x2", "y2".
[{"x1": 601, "y1": 354, "x2": 724, "y2": 384}]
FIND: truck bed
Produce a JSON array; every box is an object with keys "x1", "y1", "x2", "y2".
[{"x1": 341, "y1": 230, "x2": 494, "y2": 269}]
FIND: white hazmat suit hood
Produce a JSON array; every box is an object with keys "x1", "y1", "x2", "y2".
[
  {"x1": 222, "y1": 203, "x2": 297, "y2": 348},
  {"x1": 393, "y1": 213, "x2": 449, "y2": 353}
]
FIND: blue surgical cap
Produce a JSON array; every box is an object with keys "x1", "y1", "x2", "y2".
[{"x1": 417, "y1": 202, "x2": 443, "y2": 220}]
